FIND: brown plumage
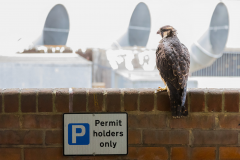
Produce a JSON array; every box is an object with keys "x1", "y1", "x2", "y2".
[{"x1": 156, "y1": 25, "x2": 190, "y2": 118}]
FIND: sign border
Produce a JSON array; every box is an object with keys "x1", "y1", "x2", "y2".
[{"x1": 63, "y1": 112, "x2": 128, "y2": 156}]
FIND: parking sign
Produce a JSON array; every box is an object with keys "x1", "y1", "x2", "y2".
[
  {"x1": 68, "y1": 123, "x2": 90, "y2": 145},
  {"x1": 63, "y1": 113, "x2": 128, "y2": 155}
]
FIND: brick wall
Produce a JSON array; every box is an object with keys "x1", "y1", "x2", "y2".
[{"x1": 0, "y1": 88, "x2": 240, "y2": 160}]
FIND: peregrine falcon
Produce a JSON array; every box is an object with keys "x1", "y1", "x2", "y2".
[{"x1": 156, "y1": 25, "x2": 190, "y2": 118}]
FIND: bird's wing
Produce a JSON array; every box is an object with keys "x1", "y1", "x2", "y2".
[
  {"x1": 179, "y1": 43, "x2": 190, "y2": 86},
  {"x1": 156, "y1": 38, "x2": 190, "y2": 90}
]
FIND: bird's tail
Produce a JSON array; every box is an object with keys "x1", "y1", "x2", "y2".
[
  {"x1": 181, "y1": 85, "x2": 188, "y2": 116},
  {"x1": 167, "y1": 82, "x2": 188, "y2": 117}
]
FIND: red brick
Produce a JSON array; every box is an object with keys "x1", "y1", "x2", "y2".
[
  {"x1": 224, "y1": 89, "x2": 239, "y2": 112},
  {"x1": 0, "y1": 130, "x2": 43, "y2": 145},
  {"x1": 193, "y1": 130, "x2": 238, "y2": 145},
  {"x1": 123, "y1": 89, "x2": 138, "y2": 111},
  {"x1": 74, "y1": 155, "x2": 121, "y2": 160},
  {"x1": 171, "y1": 147, "x2": 216, "y2": 160},
  {"x1": 46, "y1": 130, "x2": 62, "y2": 145},
  {"x1": 73, "y1": 156, "x2": 95, "y2": 160},
  {"x1": 23, "y1": 130, "x2": 43, "y2": 145},
  {"x1": 189, "y1": 89, "x2": 205, "y2": 112},
  {"x1": 170, "y1": 115, "x2": 214, "y2": 129},
  {"x1": 106, "y1": 89, "x2": 121, "y2": 112},
  {"x1": 171, "y1": 147, "x2": 189, "y2": 160},
  {"x1": 124, "y1": 147, "x2": 138, "y2": 160},
  {"x1": 0, "y1": 115, "x2": 20, "y2": 129},
  {"x1": 191, "y1": 147, "x2": 216, "y2": 160},
  {"x1": 138, "y1": 147, "x2": 168, "y2": 160},
  {"x1": 22, "y1": 115, "x2": 62, "y2": 129},
  {"x1": 55, "y1": 88, "x2": 69, "y2": 112},
  {"x1": 143, "y1": 130, "x2": 188, "y2": 144},
  {"x1": 21, "y1": 88, "x2": 37, "y2": 112},
  {"x1": 24, "y1": 148, "x2": 70, "y2": 160},
  {"x1": 3, "y1": 88, "x2": 19, "y2": 112},
  {"x1": 0, "y1": 89, "x2": 2, "y2": 113},
  {"x1": 128, "y1": 129, "x2": 141, "y2": 144},
  {"x1": 0, "y1": 148, "x2": 21, "y2": 160},
  {"x1": 88, "y1": 88, "x2": 103, "y2": 112},
  {"x1": 139, "y1": 89, "x2": 155, "y2": 111},
  {"x1": 218, "y1": 114, "x2": 240, "y2": 129},
  {"x1": 0, "y1": 130, "x2": 21, "y2": 144},
  {"x1": 219, "y1": 147, "x2": 240, "y2": 160},
  {"x1": 123, "y1": 147, "x2": 168, "y2": 160},
  {"x1": 128, "y1": 114, "x2": 167, "y2": 129},
  {"x1": 157, "y1": 91, "x2": 171, "y2": 111},
  {"x1": 38, "y1": 88, "x2": 53, "y2": 112},
  {"x1": 206, "y1": 89, "x2": 222, "y2": 112},
  {"x1": 72, "y1": 88, "x2": 86, "y2": 112}
]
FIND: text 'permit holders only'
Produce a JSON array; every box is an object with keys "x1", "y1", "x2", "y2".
[{"x1": 63, "y1": 113, "x2": 128, "y2": 156}]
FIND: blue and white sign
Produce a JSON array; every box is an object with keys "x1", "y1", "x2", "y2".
[
  {"x1": 63, "y1": 113, "x2": 128, "y2": 155},
  {"x1": 68, "y1": 123, "x2": 90, "y2": 145}
]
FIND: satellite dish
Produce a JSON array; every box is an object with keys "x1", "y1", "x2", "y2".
[
  {"x1": 128, "y1": 2, "x2": 151, "y2": 47},
  {"x1": 114, "y1": 2, "x2": 151, "y2": 48},
  {"x1": 190, "y1": 2, "x2": 229, "y2": 72},
  {"x1": 43, "y1": 4, "x2": 70, "y2": 45},
  {"x1": 209, "y1": 2, "x2": 229, "y2": 55}
]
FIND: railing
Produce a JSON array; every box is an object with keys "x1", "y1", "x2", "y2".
[{"x1": 192, "y1": 52, "x2": 240, "y2": 76}]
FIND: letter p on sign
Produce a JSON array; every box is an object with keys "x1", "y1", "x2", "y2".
[{"x1": 68, "y1": 123, "x2": 90, "y2": 145}]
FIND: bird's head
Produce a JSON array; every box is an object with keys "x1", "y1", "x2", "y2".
[{"x1": 157, "y1": 25, "x2": 177, "y2": 38}]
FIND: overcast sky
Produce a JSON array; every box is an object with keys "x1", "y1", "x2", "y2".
[{"x1": 0, "y1": 0, "x2": 239, "y2": 55}]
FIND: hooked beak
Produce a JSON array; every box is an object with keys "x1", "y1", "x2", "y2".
[{"x1": 157, "y1": 31, "x2": 160, "y2": 34}]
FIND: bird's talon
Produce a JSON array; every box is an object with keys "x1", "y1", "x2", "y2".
[{"x1": 157, "y1": 86, "x2": 167, "y2": 92}]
